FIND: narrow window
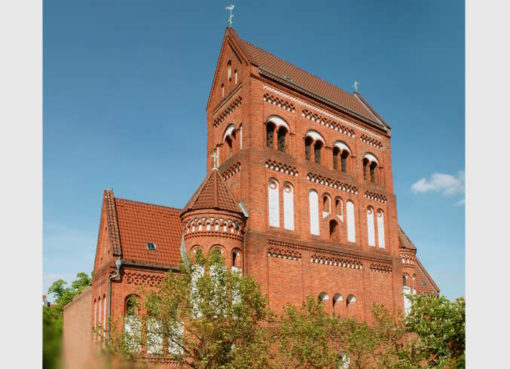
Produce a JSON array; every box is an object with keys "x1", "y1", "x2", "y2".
[
  {"x1": 403, "y1": 285, "x2": 412, "y2": 315},
  {"x1": 305, "y1": 137, "x2": 312, "y2": 160},
  {"x1": 103, "y1": 295, "x2": 106, "y2": 333},
  {"x1": 333, "y1": 147, "x2": 339, "y2": 170},
  {"x1": 146, "y1": 318, "x2": 163, "y2": 354},
  {"x1": 322, "y1": 195, "x2": 331, "y2": 218},
  {"x1": 226, "y1": 136, "x2": 233, "y2": 157},
  {"x1": 314, "y1": 141, "x2": 322, "y2": 164},
  {"x1": 309, "y1": 190, "x2": 320, "y2": 235},
  {"x1": 363, "y1": 159, "x2": 368, "y2": 180},
  {"x1": 266, "y1": 124, "x2": 275, "y2": 148},
  {"x1": 335, "y1": 197, "x2": 343, "y2": 220},
  {"x1": 277, "y1": 127, "x2": 287, "y2": 152},
  {"x1": 124, "y1": 295, "x2": 141, "y2": 353},
  {"x1": 234, "y1": 70, "x2": 238, "y2": 84},
  {"x1": 168, "y1": 322, "x2": 184, "y2": 355},
  {"x1": 346, "y1": 201, "x2": 355, "y2": 242},
  {"x1": 318, "y1": 292, "x2": 329, "y2": 303},
  {"x1": 367, "y1": 207, "x2": 376, "y2": 246},
  {"x1": 232, "y1": 249, "x2": 242, "y2": 273},
  {"x1": 268, "y1": 179, "x2": 280, "y2": 227},
  {"x1": 283, "y1": 183, "x2": 295, "y2": 231},
  {"x1": 227, "y1": 61, "x2": 232, "y2": 81},
  {"x1": 341, "y1": 151, "x2": 349, "y2": 173},
  {"x1": 329, "y1": 220, "x2": 339, "y2": 240},
  {"x1": 191, "y1": 264, "x2": 204, "y2": 319},
  {"x1": 377, "y1": 210, "x2": 385, "y2": 248},
  {"x1": 370, "y1": 162, "x2": 377, "y2": 183},
  {"x1": 221, "y1": 83, "x2": 224, "y2": 97}
]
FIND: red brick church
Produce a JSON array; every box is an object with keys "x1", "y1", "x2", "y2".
[{"x1": 63, "y1": 27, "x2": 438, "y2": 369}]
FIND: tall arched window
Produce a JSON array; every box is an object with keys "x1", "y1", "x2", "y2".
[
  {"x1": 234, "y1": 69, "x2": 238, "y2": 84},
  {"x1": 367, "y1": 207, "x2": 376, "y2": 247},
  {"x1": 403, "y1": 275, "x2": 412, "y2": 315},
  {"x1": 333, "y1": 141, "x2": 351, "y2": 173},
  {"x1": 363, "y1": 153, "x2": 379, "y2": 184},
  {"x1": 335, "y1": 197, "x2": 343, "y2": 221},
  {"x1": 377, "y1": 209, "x2": 385, "y2": 248},
  {"x1": 268, "y1": 179, "x2": 280, "y2": 227},
  {"x1": 346, "y1": 200, "x2": 355, "y2": 242},
  {"x1": 309, "y1": 190, "x2": 320, "y2": 235},
  {"x1": 146, "y1": 316, "x2": 163, "y2": 354},
  {"x1": 266, "y1": 123, "x2": 275, "y2": 148},
  {"x1": 227, "y1": 60, "x2": 232, "y2": 81},
  {"x1": 305, "y1": 130, "x2": 325, "y2": 164},
  {"x1": 168, "y1": 322, "x2": 184, "y2": 356},
  {"x1": 318, "y1": 292, "x2": 329, "y2": 303},
  {"x1": 322, "y1": 194, "x2": 331, "y2": 218},
  {"x1": 333, "y1": 294, "x2": 343, "y2": 310},
  {"x1": 232, "y1": 248, "x2": 242, "y2": 273},
  {"x1": 283, "y1": 183, "x2": 294, "y2": 231},
  {"x1": 277, "y1": 126, "x2": 287, "y2": 152},
  {"x1": 221, "y1": 83, "x2": 225, "y2": 97},
  {"x1": 124, "y1": 295, "x2": 141, "y2": 353}
]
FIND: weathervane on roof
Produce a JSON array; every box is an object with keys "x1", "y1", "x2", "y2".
[
  {"x1": 225, "y1": 4, "x2": 234, "y2": 27},
  {"x1": 211, "y1": 151, "x2": 219, "y2": 169},
  {"x1": 353, "y1": 80, "x2": 359, "y2": 92}
]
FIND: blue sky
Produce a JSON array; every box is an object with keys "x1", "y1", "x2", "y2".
[{"x1": 43, "y1": 0, "x2": 464, "y2": 299}]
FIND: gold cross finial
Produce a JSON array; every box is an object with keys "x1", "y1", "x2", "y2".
[
  {"x1": 225, "y1": 4, "x2": 234, "y2": 27},
  {"x1": 353, "y1": 80, "x2": 359, "y2": 92}
]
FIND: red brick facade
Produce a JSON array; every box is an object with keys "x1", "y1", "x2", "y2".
[{"x1": 70, "y1": 27, "x2": 439, "y2": 365}]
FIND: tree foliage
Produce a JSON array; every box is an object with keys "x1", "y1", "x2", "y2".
[{"x1": 48, "y1": 271, "x2": 92, "y2": 312}]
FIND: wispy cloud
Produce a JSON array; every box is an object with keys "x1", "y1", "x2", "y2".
[{"x1": 411, "y1": 171, "x2": 465, "y2": 196}]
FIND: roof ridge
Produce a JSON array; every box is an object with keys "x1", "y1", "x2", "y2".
[
  {"x1": 104, "y1": 189, "x2": 122, "y2": 256},
  {"x1": 114, "y1": 196, "x2": 182, "y2": 212}
]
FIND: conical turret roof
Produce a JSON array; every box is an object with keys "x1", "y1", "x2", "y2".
[{"x1": 181, "y1": 169, "x2": 242, "y2": 215}]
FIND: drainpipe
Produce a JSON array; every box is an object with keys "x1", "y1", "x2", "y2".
[{"x1": 107, "y1": 257, "x2": 122, "y2": 341}]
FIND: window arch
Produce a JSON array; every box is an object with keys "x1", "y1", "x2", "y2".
[
  {"x1": 309, "y1": 190, "x2": 320, "y2": 235},
  {"x1": 318, "y1": 292, "x2": 329, "y2": 303},
  {"x1": 305, "y1": 130, "x2": 325, "y2": 164},
  {"x1": 346, "y1": 294, "x2": 356, "y2": 307},
  {"x1": 377, "y1": 209, "x2": 385, "y2": 248},
  {"x1": 124, "y1": 295, "x2": 141, "y2": 353},
  {"x1": 283, "y1": 182, "x2": 295, "y2": 230},
  {"x1": 333, "y1": 293, "x2": 343, "y2": 309},
  {"x1": 268, "y1": 178, "x2": 280, "y2": 227},
  {"x1": 335, "y1": 197, "x2": 344, "y2": 221},
  {"x1": 266, "y1": 116, "x2": 290, "y2": 152},
  {"x1": 322, "y1": 194, "x2": 331, "y2": 217},
  {"x1": 367, "y1": 207, "x2": 376, "y2": 247},
  {"x1": 234, "y1": 69, "x2": 238, "y2": 84},
  {"x1": 232, "y1": 248, "x2": 242, "y2": 272},
  {"x1": 223, "y1": 124, "x2": 236, "y2": 160},
  {"x1": 346, "y1": 200, "x2": 356, "y2": 242},
  {"x1": 227, "y1": 60, "x2": 232, "y2": 81},
  {"x1": 333, "y1": 141, "x2": 351, "y2": 173},
  {"x1": 363, "y1": 153, "x2": 379, "y2": 183}
]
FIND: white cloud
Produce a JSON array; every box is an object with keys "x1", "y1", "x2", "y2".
[{"x1": 411, "y1": 171, "x2": 465, "y2": 196}]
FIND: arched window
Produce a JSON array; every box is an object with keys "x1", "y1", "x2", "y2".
[
  {"x1": 305, "y1": 136, "x2": 313, "y2": 160},
  {"x1": 234, "y1": 69, "x2": 238, "y2": 84},
  {"x1": 314, "y1": 141, "x2": 322, "y2": 164},
  {"x1": 346, "y1": 294, "x2": 356, "y2": 307},
  {"x1": 318, "y1": 292, "x2": 329, "y2": 303},
  {"x1": 333, "y1": 293, "x2": 343, "y2": 309},
  {"x1": 227, "y1": 61, "x2": 232, "y2": 81},
  {"x1": 191, "y1": 263, "x2": 205, "y2": 319},
  {"x1": 168, "y1": 322, "x2": 184, "y2": 356},
  {"x1": 335, "y1": 197, "x2": 343, "y2": 221},
  {"x1": 329, "y1": 220, "x2": 339, "y2": 240},
  {"x1": 225, "y1": 136, "x2": 233, "y2": 157},
  {"x1": 266, "y1": 123, "x2": 275, "y2": 148},
  {"x1": 367, "y1": 207, "x2": 376, "y2": 247},
  {"x1": 333, "y1": 141, "x2": 351, "y2": 173},
  {"x1": 346, "y1": 200, "x2": 355, "y2": 242},
  {"x1": 283, "y1": 183, "x2": 294, "y2": 230},
  {"x1": 333, "y1": 147, "x2": 339, "y2": 170},
  {"x1": 377, "y1": 210, "x2": 385, "y2": 248},
  {"x1": 221, "y1": 83, "x2": 224, "y2": 97},
  {"x1": 322, "y1": 194, "x2": 331, "y2": 217},
  {"x1": 232, "y1": 248, "x2": 242, "y2": 273},
  {"x1": 124, "y1": 295, "x2": 141, "y2": 353},
  {"x1": 305, "y1": 130, "x2": 325, "y2": 164},
  {"x1": 363, "y1": 153, "x2": 379, "y2": 184},
  {"x1": 146, "y1": 316, "x2": 163, "y2": 354},
  {"x1": 277, "y1": 126, "x2": 287, "y2": 152},
  {"x1": 268, "y1": 179, "x2": 280, "y2": 227},
  {"x1": 309, "y1": 190, "x2": 320, "y2": 235}
]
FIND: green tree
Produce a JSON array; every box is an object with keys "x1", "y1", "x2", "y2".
[
  {"x1": 405, "y1": 294, "x2": 465, "y2": 369},
  {"x1": 109, "y1": 249, "x2": 274, "y2": 369},
  {"x1": 48, "y1": 271, "x2": 92, "y2": 312}
]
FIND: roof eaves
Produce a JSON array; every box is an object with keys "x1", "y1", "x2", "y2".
[{"x1": 258, "y1": 67, "x2": 387, "y2": 132}]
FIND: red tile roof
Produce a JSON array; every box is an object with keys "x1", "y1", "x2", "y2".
[
  {"x1": 398, "y1": 225, "x2": 417, "y2": 250},
  {"x1": 182, "y1": 169, "x2": 242, "y2": 215},
  {"x1": 229, "y1": 29, "x2": 387, "y2": 129},
  {"x1": 113, "y1": 197, "x2": 182, "y2": 267}
]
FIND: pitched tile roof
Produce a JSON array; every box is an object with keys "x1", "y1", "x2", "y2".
[
  {"x1": 398, "y1": 225, "x2": 417, "y2": 250},
  {"x1": 113, "y1": 197, "x2": 182, "y2": 267},
  {"x1": 229, "y1": 29, "x2": 387, "y2": 129},
  {"x1": 182, "y1": 169, "x2": 242, "y2": 215}
]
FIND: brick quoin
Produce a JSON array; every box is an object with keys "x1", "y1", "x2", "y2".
[{"x1": 64, "y1": 27, "x2": 439, "y2": 368}]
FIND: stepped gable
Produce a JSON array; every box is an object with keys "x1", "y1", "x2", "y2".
[
  {"x1": 181, "y1": 168, "x2": 242, "y2": 215},
  {"x1": 398, "y1": 225, "x2": 417, "y2": 251},
  {"x1": 228, "y1": 28, "x2": 387, "y2": 129},
  {"x1": 113, "y1": 195, "x2": 182, "y2": 267}
]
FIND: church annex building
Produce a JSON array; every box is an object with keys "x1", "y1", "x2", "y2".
[{"x1": 62, "y1": 27, "x2": 439, "y2": 368}]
